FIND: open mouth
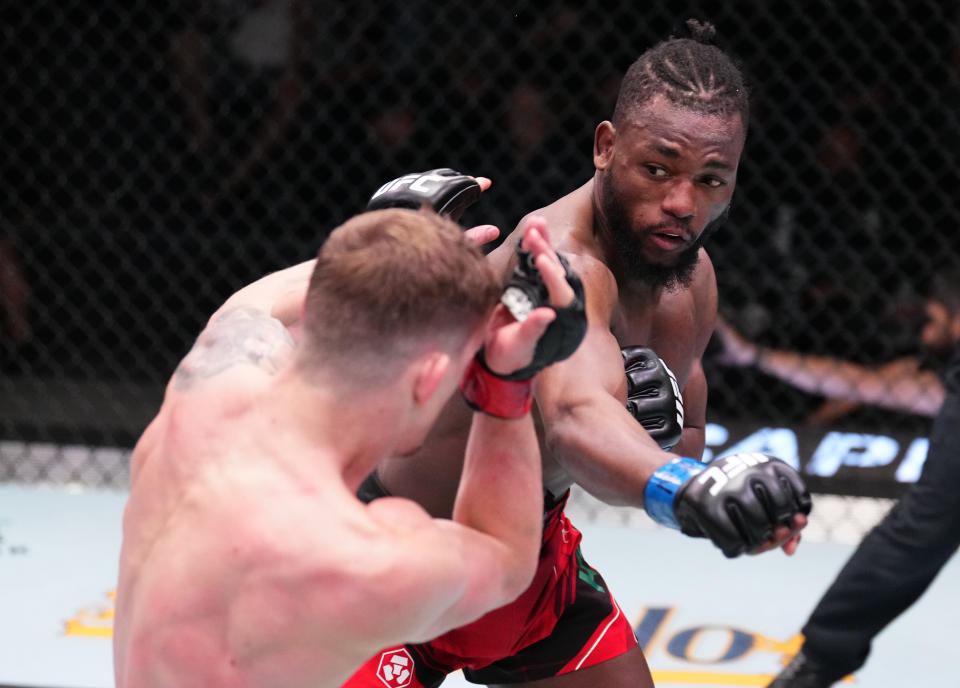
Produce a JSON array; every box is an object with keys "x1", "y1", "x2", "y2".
[{"x1": 651, "y1": 231, "x2": 686, "y2": 251}]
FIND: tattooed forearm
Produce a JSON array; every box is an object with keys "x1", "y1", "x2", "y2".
[{"x1": 173, "y1": 307, "x2": 295, "y2": 389}]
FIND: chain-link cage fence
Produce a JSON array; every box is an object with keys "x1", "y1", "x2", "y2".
[{"x1": 2, "y1": 1, "x2": 958, "y2": 539}]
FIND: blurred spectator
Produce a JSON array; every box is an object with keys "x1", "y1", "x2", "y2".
[
  {"x1": 0, "y1": 231, "x2": 31, "y2": 363},
  {"x1": 357, "y1": 81, "x2": 425, "y2": 176},
  {"x1": 169, "y1": 0, "x2": 312, "y2": 204},
  {"x1": 712, "y1": 269, "x2": 960, "y2": 421},
  {"x1": 483, "y1": 78, "x2": 571, "y2": 232},
  {"x1": 765, "y1": 99, "x2": 898, "y2": 363},
  {"x1": 507, "y1": 82, "x2": 551, "y2": 164},
  {"x1": 472, "y1": 4, "x2": 601, "y2": 234}
]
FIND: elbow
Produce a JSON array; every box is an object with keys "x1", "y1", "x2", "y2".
[
  {"x1": 491, "y1": 516, "x2": 543, "y2": 605},
  {"x1": 509, "y1": 564, "x2": 538, "y2": 603},
  {"x1": 541, "y1": 402, "x2": 585, "y2": 462},
  {"x1": 499, "y1": 549, "x2": 539, "y2": 605}
]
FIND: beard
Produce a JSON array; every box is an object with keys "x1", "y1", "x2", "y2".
[{"x1": 600, "y1": 186, "x2": 729, "y2": 290}]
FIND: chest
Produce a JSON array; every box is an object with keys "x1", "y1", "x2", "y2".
[{"x1": 609, "y1": 289, "x2": 699, "y2": 388}]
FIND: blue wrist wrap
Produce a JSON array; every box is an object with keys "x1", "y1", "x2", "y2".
[{"x1": 644, "y1": 457, "x2": 706, "y2": 529}]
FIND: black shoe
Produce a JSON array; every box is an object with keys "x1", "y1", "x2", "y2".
[{"x1": 768, "y1": 650, "x2": 844, "y2": 688}]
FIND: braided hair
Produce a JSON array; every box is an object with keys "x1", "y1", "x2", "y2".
[{"x1": 612, "y1": 19, "x2": 749, "y2": 130}]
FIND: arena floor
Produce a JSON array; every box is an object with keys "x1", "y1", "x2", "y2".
[{"x1": 2, "y1": 482, "x2": 957, "y2": 688}]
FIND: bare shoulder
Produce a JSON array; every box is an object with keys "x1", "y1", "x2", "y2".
[
  {"x1": 172, "y1": 306, "x2": 295, "y2": 391},
  {"x1": 339, "y1": 499, "x2": 468, "y2": 637},
  {"x1": 691, "y1": 249, "x2": 718, "y2": 299},
  {"x1": 563, "y1": 250, "x2": 617, "y2": 291},
  {"x1": 494, "y1": 213, "x2": 617, "y2": 301},
  {"x1": 492, "y1": 184, "x2": 595, "y2": 277},
  {"x1": 689, "y1": 248, "x2": 719, "y2": 335},
  {"x1": 361, "y1": 497, "x2": 465, "y2": 575},
  {"x1": 129, "y1": 415, "x2": 163, "y2": 484}
]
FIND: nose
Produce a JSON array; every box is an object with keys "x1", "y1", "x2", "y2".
[{"x1": 662, "y1": 178, "x2": 695, "y2": 220}]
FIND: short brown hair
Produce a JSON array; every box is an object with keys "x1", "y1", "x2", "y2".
[{"x1": 299, "y1": 208, "x2": 500, "y2": 380}]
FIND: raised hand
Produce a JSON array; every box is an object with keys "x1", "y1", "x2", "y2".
[
  {"x1": 460, "y1": 216, "x2": 586, "y2": 419},
  {"x1": 483, "y1": 216, "x2": 578, "y2": 377}
]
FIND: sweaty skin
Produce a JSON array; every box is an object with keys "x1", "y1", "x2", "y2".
[
  {"x1": 113, "y1": 220, "x2": 575, "y2": 688},
  {"x1": 377, "y1": 96, "x2": 805, "y2": 545},
  {"x1": 113, "y1": 312, "x2": 399, "y2": 688},
  {"x1": 363, "y1": 97, "x2": 807, "y2": 688}
]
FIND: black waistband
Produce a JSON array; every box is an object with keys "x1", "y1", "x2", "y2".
[{"x1": 356, "y1": 470, "x2": 391, "y2": 504}]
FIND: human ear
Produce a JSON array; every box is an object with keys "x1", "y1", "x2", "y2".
[
  {"x1": 594, "y1": 121, "x2": 616, "y2": 170},
  {"x1": 412, "y1": 352, "x2": 450, "y2": 406}
]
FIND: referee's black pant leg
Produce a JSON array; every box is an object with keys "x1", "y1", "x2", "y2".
[{"x1": 801, "y1": 387, "x2": 960, "y2": 675}]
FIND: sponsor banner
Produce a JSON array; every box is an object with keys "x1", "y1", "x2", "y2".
[
  {"x1": 1, "y1": 420, "x2": 926, "y2": 501},
  {"x1": 704, "y1": 419, "x2": 927, "y2": 498},
  {"x1": 632, "y1": 606, "x2": 854, "y2": 686}
]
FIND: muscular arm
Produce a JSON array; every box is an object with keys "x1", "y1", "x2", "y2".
[
  {"x1": 673, "y1": 359, "x2": 707, "y2": 458},
  {"x1": 423, "y1": 225, "x2": 577, "y2": 630},
  {"x1": 537, "y1": 255, "x2": 671, "y2": 507},
  {"x1": 403, "y1": 410, "x2": 543, "y2": 638},
  {"x1": 670, "y1": 256, "x2": 717, "y2": 458},
  {"x1": 365, "y1": 220, "x2": 577, "y2": 639}
]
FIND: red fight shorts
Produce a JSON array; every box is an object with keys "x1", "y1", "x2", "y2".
[{"x1": 344, "y1": 485, "x2": 637, "y2": 687}]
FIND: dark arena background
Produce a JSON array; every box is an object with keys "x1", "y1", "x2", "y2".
[
  {"x1": 3, "y1": 3, "x2": 960, "y2": 688},
  {"x1": 2, "y1": 2, "x2": 959, "y2": 541}
]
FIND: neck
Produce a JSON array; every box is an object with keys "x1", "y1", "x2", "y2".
[
  {"x1": 587, "y1": 177, "x2": 619, "y2": 272},
  {"x1": 269, "y1": 367, "x2": 406, "y2": 493}
]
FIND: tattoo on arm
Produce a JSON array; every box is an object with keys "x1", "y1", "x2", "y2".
[{"x1": 173, "y1": 307, "x2": 295, "y2": 390}]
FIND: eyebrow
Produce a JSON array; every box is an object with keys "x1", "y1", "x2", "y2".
[
  {"x1": 652, "y1": 143, "x2": 734, "y2": 171},
  {"x1": 703, "y1": 159, "x2": 735, "y2": 171},
  {"x1": 654, "y1": 143, "x2": 681, "y2": 159}
]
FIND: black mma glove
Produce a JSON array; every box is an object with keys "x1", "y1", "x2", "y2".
[
  {"x1": 497, "y1": 245, "x2": 587, "y2": 380},
  {"x1": 367, "y1": 168, "x2": 482, "y2": 221},
  {"x1": 461, "y1": 244, "x2": 588, "y2": 416},
  {"x1": 644, "y1": 453, "x2": 812, "y2": 558},
  {"x1": 621, "y1": 346, "x2": 684, "y2": 451}
]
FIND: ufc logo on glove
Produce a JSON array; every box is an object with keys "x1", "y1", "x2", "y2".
[{"x1": 696, "y1": 452, "x2": 770, "y2": 496}]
